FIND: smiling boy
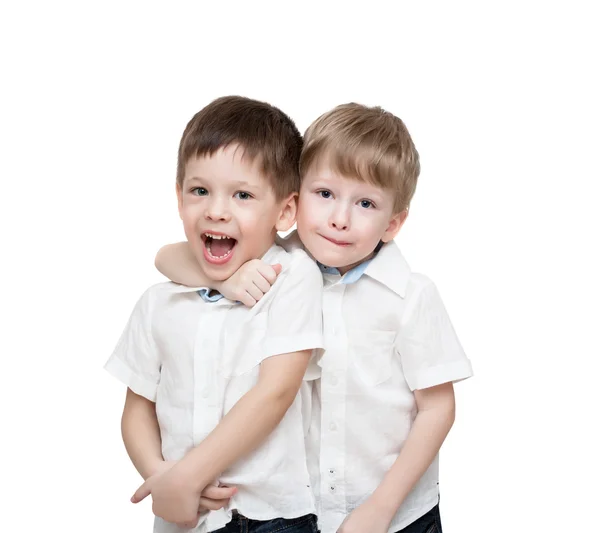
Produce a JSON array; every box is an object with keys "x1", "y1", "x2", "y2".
[{"x1": 105, "y1": 96, "x2": 323, "y2": 533}]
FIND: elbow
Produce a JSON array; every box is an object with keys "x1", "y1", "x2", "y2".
[
  {"x1": 154, "y1": 248, "x2": 166, "y2": 271},
  {"x1": 443, "y1": 396, "x2": 456, "y2": 431},
  {"x1": 262, "y1": 380, "x2": 301, "y2": 412}
]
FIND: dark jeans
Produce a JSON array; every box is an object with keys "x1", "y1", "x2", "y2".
[
  {"x1": 396, "y1": 504, "x2": 442, "y2": 533},
  {"x1": 212, "y1": 512, "x2": 319, "y2": 533}
]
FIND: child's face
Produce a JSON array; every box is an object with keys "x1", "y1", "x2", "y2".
[
  {"x1": 296, "y1": 164, "x2": 406, "y2": 274},
  {"x1": 177, "y1": 145, "x2": 295, "y2": 281}
]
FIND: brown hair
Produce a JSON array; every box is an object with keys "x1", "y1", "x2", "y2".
[
  {"x1": 300, "y1": 103, "x2": 420, "y2": 213},
  {"x1": 176, "y1": 96, "x2": 303, "y2": 199}
]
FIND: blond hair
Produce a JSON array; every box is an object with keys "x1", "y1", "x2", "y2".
[{"x1": 300, "y1": 103, "x2": 420, "y2": 212}]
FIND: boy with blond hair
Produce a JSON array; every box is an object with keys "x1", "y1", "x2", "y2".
[
  {"x1": 106, "y1": 96, "x2": 323, "y2": 533},
  {"x1": 157, "y1": 102, "x2": 473, "y2": 533}
]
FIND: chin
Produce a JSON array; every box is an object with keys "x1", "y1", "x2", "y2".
[
  {"x1": 313, "y1": 251, "x2": 345, "y2": 269},
  {"x1": 203, "y1": 264, "x2": 236, "y2": 282}
]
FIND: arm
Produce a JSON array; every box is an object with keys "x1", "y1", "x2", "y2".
[
  {"x1": 371, "y1": 383, "x2": 455, "y2": 512},
  {"x1": 181, "y1": 349, "x2": 311, "y2": 482},
  {"x1": 121, "y1": 388, "x2": 164, "y2": 480},
  {"x1": 156, "y1": 242, "x2": 281, "y2": 306},
  {"x1": 155, "y1": 242, "x2": 207, "y2": 287},
  {"x1": 124, "y1": 387, "x2": 237, "y2": 526},
  {"x1": 339, "y1": 383, "x2": 455, "y2": 533},
  {"x1": 132, "y1": 349, "x2": 312, "y2": 520}
]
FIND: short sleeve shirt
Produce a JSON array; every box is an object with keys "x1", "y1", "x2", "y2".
[
  {"x1": 105, "y1": 244, "x2": 324, "y2": 532},
  {"x1": 298, "y1": 238, "x2": 473, "y2": 533}
]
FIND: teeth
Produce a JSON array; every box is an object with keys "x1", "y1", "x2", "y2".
[{"x1": 205, "y1": 233, "x2": 232, "y2": 240}]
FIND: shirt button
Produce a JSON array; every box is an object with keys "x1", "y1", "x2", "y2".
[
  {"x1": 329, "y1": 469, "x2": 335, "y2": 475},
  {"x1": 201, "y1": 389, "x2": 209, "y2": 398},
  {"x1": 329, "y1": 485, "x2": 335, "y2": 492},
  {"x1": 329, "y1": 422, "x2": 337, "y2": 431}
]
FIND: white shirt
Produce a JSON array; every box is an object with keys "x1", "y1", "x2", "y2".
[
  {"x1": 105, "y1": 244, "x2": 324, "y2": 533},
  {"x1": 280, "y1": 233, "x2": 473, "y2": 533}
]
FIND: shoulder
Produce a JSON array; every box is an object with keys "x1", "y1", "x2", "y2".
[
  {"x1": 405, "y1": 272, "x2": 436, "y2": 297},
  {"x1": 401, "y1": 272, "x2": 451, "y2": 323},
  {"x1": 259, "y1": 246, "x2": 322, "y2": 304},
  {"x1": 283, "y1": 247, "x2": 323, "y2": 286},
  {"x1": 134, "y1": 281, "x2": 198, "y2": 309},
  {"x1": 266, "y1": 241, "x2": 320, "y2": 280}
]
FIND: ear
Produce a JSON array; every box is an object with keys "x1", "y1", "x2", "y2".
[
  {"x1": 275, "y1": 192, "x2": 298, "y2": 232},
  {"x1": 381, "y1": 209, "x2": 409, "y2": 242},
  {"x1": 176, "y1": 183, "x2": 184, "y2": 221}
]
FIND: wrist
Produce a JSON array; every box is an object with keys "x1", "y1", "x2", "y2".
[
  {"x1": 178, "y1": 451, "x2": 213, "y2": 491},
  {"x1": 144, "y1": 457, "x2": 165, "y2": 479},
  {"x1": 368, "y1": 488, "x2": 401, "y2": 522}
]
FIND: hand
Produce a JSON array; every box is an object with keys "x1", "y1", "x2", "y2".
[
  {"x1": 132, "y1": 473, "x2": 236, "y2": 512},
  {"x1": 219, "y1": 260, "x2": 282, "y2": 307},
  {"x1": 131, "y1": 461, "x2": 207, "y2": 528},
  {"x1": 337, "y1": 500, "x2": 393, "y2": 533},
  {"x1": 196, "y1": 484, "x2": 237, "y2": 512}
]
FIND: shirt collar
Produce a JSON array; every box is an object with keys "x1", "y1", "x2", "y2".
[
  {"x1": 362, "y1": 240, "x2": 411, "y2": 298},
  {"x1": 317, "y1": 259, "x2": 373, "y2": 284},
  {"x1": 317, "y1": 240, "x2": 411, "y2": 297}
]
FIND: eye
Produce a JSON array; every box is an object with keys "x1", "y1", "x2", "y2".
[
  {"x1": 359, "y1": 199, "x2": 374, "y2": 209},
  {"x1": 234, "y1": 191, "x2": 253, "y2": 200},
  {"x1": 191, "y1": 187, "x2": 208, "y2": 196},
  {"x1": 318, "y1": 190, "x2": 332, "y2": 199}
]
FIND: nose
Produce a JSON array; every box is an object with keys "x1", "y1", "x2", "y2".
[
  {"x1": 329, "y1": 205, "x2": 350, "y2": 231},
  {"x1": 204, "y1": 198, "x2": 231, "y2": 222}
]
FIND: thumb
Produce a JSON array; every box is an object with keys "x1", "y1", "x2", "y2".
[
  {"x1": 131, "y1": 481, "x2": 151, "y2": 503},
  {"x1": 271, "y1": 263, "x2": 282, "y2": 275}
]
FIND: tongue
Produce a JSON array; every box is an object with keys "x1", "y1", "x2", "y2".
[{"x1": 210, "y1": 238, "x2": 235, "y2": 257}]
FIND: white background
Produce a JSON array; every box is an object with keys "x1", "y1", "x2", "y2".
[{"x1": 1, "y1": 1, "x2": 598, "y2": 531}]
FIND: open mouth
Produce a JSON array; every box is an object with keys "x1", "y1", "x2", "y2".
[{"x1": 202, "y1": 232, "x2": 237, "y2": 264}]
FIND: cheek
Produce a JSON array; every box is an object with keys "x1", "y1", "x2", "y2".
[
  {"x1": 298, "y1": 196, "x2": 322, "y2": 226},
  {"x1": 180, "y1": 204, "x2": 199, "y2": 224}
]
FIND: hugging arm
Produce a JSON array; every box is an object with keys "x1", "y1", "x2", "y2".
[{"x1": 155, "y1": 241, "x2": 281, "y2": 306}]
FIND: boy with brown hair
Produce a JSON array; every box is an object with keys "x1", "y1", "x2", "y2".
[
  {"x1": 157, "y1": 102, "x2": 473, "y2": 533},
  {"x1": 106, "y1": 96, "x2": 323, "y2": 533}
]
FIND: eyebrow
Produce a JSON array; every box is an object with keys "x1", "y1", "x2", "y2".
[
  {"x1": 309, "y1": 180, "x2": 385, "y2": 200},
  {"x1": 232, "y1": 180, "x2": 261, "y2": 189},
  {"x1": 185, "y1": 177, "x2": 261, "y2": 190}
]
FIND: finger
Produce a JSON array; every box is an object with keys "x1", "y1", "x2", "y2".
[
  {"x1": 201, "y1": 485, "x2": 237, "y2": 499},
  {"x1": 131, "y1": 481, "x2": 151, "y2": 503},
  {"x1": 258, "y1": 264, "x2": 280, "y2": 285},
  {"x1": 252, "y1": 272, "x2": 272, "y2": 294},
  {"x1": 239, "y1": 291, "x2": 258, "y2": 307},
  {"x1": 198, "y1": 497, "x2": 231, "y2": 511},
  {"x1": 246, "y1": 283, "x2": 265, "y2": 302}
]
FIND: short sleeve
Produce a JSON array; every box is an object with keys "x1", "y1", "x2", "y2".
[
  {"x1": 262, "y1": 252, "x2": 324, "y2": 360},
  {"x1": 104, "y1": 288, "x2": 162, "y2": 401},
  {"x1": 395, "y1": 280, "x2": 473, "y2": 391}
]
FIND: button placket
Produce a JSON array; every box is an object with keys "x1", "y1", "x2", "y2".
[
  {"x1": 193, "y1": 306, "x2": 228, "y2": 445},
  {"x1": 320, "y1": 286, "x2": 347, "y2": 512}
]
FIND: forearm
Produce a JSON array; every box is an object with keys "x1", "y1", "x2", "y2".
[
  {"x1": 370, "y1": 393, "x2": 455, "y2": 518},
  {"x1": 186, "y1": 383, "x2": 296, "y2": 485},
  {"x1": 156, "y1": 242, "x2": 220, "y2": 288},
  {"x1": 181, "y1": 353, "x2": 309, "y2": 487},
  {"x1": 121, "y1": 388, "x2": 164, "y2": 479}
]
